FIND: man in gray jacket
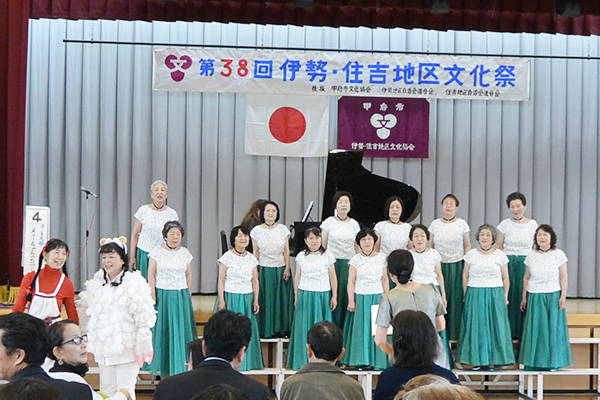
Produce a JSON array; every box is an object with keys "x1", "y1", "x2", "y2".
[{"x1": 281, "y1": 321, "x2": 365, "y2": 400}]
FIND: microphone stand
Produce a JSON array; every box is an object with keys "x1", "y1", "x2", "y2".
[{"x1": 84, "y1": 192, "x2": 90, "y2": 281}]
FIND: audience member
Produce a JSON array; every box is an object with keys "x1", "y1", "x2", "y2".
[
  {"x1": 281, "y1": 320, "x2": 365, "y2": 400},
  {"x1": 397, "y1": 381, "x2": 483, "y2": 400},
  {"x1": 0, "y1": 313, "x2": 92, "y2": 400},
  {"x1": 153, "y1": 310, "x2": 270, "y2": 400},
  {"x1": 393, "y1": 375, "x2": 451, "y2": 399},
  {"x1": 0, "y1": 378, "x2": 62, "y2": 400},
  {"x1": 191, "y1": 384, "x2": 251, "y2": 400},
  {"x1": 46, "y1": 319, "x2": 130, "y2": 399},
  {"x1": 186, "y1": 338, "x2": 205, "y2": 370},
  {"x1": 374, "y1": 310, "x2": 458, "y2": 400}
]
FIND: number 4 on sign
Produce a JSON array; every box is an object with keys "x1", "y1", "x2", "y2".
[{"x1": 32, "y1": 212, "x2": 42, "y2": 222}]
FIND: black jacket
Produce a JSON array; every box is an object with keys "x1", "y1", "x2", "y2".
[
  {"x1": 13, "y1": 365, "x2": 93, "y2": 400},
  {"x1": 153, "y1": 358, "x2": 271, "y2": 400}
]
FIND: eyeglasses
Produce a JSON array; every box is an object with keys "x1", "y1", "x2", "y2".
[{"x1": 60, "y1": 334, "x2": 88, "y2": 346}]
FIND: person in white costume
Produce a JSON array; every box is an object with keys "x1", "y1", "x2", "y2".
[{"x1": 80, "y1": 237, "x2": 156, "y2": 400}]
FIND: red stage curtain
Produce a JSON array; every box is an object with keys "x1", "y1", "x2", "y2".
[
  {"x1": 28, "y1": 0, "x2": 600, "y2": 36},
  {"x1": 0, "y1": 0, "x2": 29, "y2": 286}
]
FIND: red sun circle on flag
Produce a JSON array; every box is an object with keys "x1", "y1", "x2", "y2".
[{"x1": 269, "y1": 107, "x2": 307, "y2": 144}]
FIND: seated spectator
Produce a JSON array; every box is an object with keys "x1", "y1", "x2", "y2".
[
  {"x1": 191, "y1": 384, "x2": 250, "y2": 400},
  {"x1": 393, "y1": 374, "x2": 451, "y2": 398},
  {"x1": 281, "y1": 321, "x2": 365, "y2": 400},
  {"x1": 0, "y1": 313, "x2": 92, "y2": 400},
  {"x1": 186, "y1": 338, "x2": 205, "y2": 370},
  {"x1": 153, "y1": 310, "x2": 270, "y2": 400},
  {"x1": 396, "y1": 380, "x2": 483, "y2": 400},
  {"x1": 0, "y1": 378, "x2": 61, "y2": 400},
  {"x1": 374, "y1": 310, "x2": 459, "y2": 400},
  {"x1": 45, "y1": 319, "x2": 130, "y2": 399}
]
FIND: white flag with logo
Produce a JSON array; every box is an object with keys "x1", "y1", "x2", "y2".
[{"x1": 245, "y1": 94, "x2": 329, "y2": 157}]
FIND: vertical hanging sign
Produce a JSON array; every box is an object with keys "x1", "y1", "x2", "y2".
[{"x1": 21, "y1": 206, "x2": 51, "y2": 275}]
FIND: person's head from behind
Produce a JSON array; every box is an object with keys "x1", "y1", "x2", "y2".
[
  {"x1": 392, "y1": 310, "x2": 439, "y2": 369},
  {"x1": 186, "y1": 337, "x2": 205, "y2": 370},
  {"x1": 203, "y1": 310, "x2": 252, "y2": 370},
  {"x1": 191, "y1": 384, "x2": 251, "y2": 400},
  {"x1": 306, "y1": 321, "x2": 344, "y2": 363},
  {"x1": 0, "y1": 313, "x2": 48, "y2": 381},
  {"x1": 387, "y1": 249, "x2": 414, "y2": 284},
  {"x1": 399, "y1": 382, "x2": 484, "y2": 400},
  {"x1": 0, "y1": 378, "x2": 62, "y2": 400},
  {"x1": 393, "y1": 375, "x2": 451, "y2": 400},
  {"x1": 47, "y1": 319, "x2": 88, "y2": 370},
  {"x1": 242, "y1": 199, "x2": 267, "y2": 223}
]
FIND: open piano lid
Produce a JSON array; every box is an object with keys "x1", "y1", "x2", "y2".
[{"x1": 322, "y1": 150, "x2": 422, "y2": 225}]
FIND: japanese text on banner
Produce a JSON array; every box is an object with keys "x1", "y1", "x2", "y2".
[{"x1": 153, "y1": 48, "x2": 530, "y2": 101}]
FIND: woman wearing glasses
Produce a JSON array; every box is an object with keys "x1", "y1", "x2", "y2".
[{"x1": 46, "y1": 319, "x2": 131, "y2": 400}]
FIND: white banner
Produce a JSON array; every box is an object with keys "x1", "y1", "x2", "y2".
[
  {"x1": 153, "y1": 48, "x2": 530, "y2": 101},
  {"x1": 21, "y1": 206, "x2": 51, "y2": 275}
]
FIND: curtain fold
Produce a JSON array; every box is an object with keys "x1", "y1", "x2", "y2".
[
  {"x1": 0, "y1": 0, "x2": 29, "y2": 287},
  {"x1": 27, "y1": 0, "x2": 600, "y2": 36}
]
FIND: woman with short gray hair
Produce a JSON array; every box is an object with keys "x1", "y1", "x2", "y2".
[{"x1": 129, "y1": 180, "x2": 179, "y2": 279}]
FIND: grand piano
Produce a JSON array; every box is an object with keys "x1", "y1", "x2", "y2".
[{"x1": 291, "y1": 150, "x2": 422, "y2": 255}]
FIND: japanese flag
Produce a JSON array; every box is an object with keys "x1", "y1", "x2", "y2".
[{"x1": 245, "y1": 94, "x2": 330, "y2": 157}]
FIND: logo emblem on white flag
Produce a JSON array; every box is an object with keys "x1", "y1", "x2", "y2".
[{"x1": 245, "y1": 94, "x2": 330, "y2": 157}]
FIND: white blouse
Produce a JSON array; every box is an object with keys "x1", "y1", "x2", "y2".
[
  {"x1": 497, "y1": 219, "x2": 539, "y2": 256},
  {"x1": 217, "y1": 251, "x2": 258, "y2": 294},
  {"x1": 463, "y1": 249, "x2": 509, "y2": 288},
  {"x1": 349, "y1": 253, "x2": 386, "y2": 295},
  {"x1": 429, "y1": 218, "x2": 470, "y2": 263},
  {"x1": 296, "y1": 250, "x2": 337, "y2": 292},
  {"x1": 134, "y1": 205, "x2": 179, "y2": 252},
  {"x1": 149, "y1": 246, "x2": 192, "y2": 290},
  {"x1": 525, "y1": 249, "x2": 568, "y2": 293},
  {"x1": 373, "y1": 221, "x2": 412, "y2": 255},
  {"x1": 320, "y1": 217, "x2": 360, "y2": 259},
  {"x1": 250, "y1": 224, "x2": 290, "y2": 267},
  {"x1": 410, "y1": 249, "x2": 442, "y2": 286}
]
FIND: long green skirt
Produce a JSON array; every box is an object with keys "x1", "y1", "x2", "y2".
[
  {"x1": 519, "y1": 291, "x2": 572, "y2": 369},
  {"x1": 136, "y1": 248, "x2": 150, "y2": 280},
  {"x1": 434, "y1": 285, "x2": 453, "y2": 368},
  {"x1": 341, "y1": 293, "x2": 389, "y2": 370},
  {"x1": 287, "y1": 290, "x2": 333, "y2": 370},
  {"x1": 150, "y1": 288, "x2": 197, "y2": 377},
  {"x1": 441, "y1": 261, "x2": 464, "y2": 340},
  {"x1": 458, "y1": 287, "x2": 515, "y2": 367},
  {"x1": 507, "y1": 255, "x2": 526, "y2": 339},
  {"x1": 332, "y1": 259, "x2": 350, "y2": 329},
  {"x1": 258, "y1": 265, "x2": 294, "y2": 338},
  {"x1": 216, "y1": 293, "x2": 264, "y2": 371}
]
